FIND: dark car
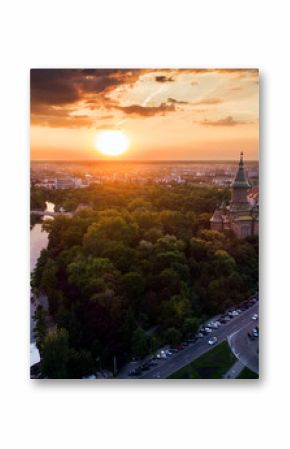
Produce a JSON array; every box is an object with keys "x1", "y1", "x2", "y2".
[
  {"x1": 148, "y1": 360, "x2": 158, "y2": 367},
  {"x1": 128, "y1": 368, "x2": 140, "y2": 376},
  {"x1": 169, "y1": 348, "x2": 179, "y2": 353},
  {"x1": 141, "y1": 364, "x2": 150, "y2": 371}
]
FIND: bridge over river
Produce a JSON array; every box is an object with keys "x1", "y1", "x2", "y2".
[{"x1": 30, "y1": 210, "x2": 72, "y2": 217}]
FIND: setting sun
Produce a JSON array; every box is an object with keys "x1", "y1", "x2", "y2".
[{"x1": 95, "y1": 130, "x2": 129, "y2": 156}]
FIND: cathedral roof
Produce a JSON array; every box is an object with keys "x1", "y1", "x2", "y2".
[{"x1": 231, "y1": 152, "x2": 251, "y2": 189}]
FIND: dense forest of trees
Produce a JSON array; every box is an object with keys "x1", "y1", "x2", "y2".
[{"x1": 31, "y1": 182, "x2": 258, "y2": 378}]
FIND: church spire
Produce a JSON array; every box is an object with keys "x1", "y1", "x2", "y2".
[
  {"x1": 239, "y1": 151, "x2": 244, "y2": 166},
  {"x1": 232, "y1": 151, "x2": 250, "y2": 188}
]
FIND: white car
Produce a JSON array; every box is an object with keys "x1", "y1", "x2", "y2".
[
  {"x1": 252, "y1": 314, "x2": 258, "y2": 320},
  {"x1": 165, "y1": 349, "x2": 174, "y2": 356},
  {"x1": 208, "y1": 337, "x2": 218, "y2": 345},
  {"x1": 208, "y1": 322, "x2": 218, "y2": 329},
  {"x1": 210, "y1": 321, "x2": 221, "y2": 328},
  {"x1": 205, "y1": 327, "x2": 212, "y2": 333}
]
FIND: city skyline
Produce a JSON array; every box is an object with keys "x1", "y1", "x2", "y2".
[{"x1": 31, "y1": 69, "x2": 259, "y2": 161}]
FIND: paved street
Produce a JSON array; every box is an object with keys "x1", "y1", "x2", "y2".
[
  {"x1": 118, "y1": 301, "x2": 259, "y2": 379},
  {"x1": 228, "y1": 319, "x2": 259, "y2": 374}
]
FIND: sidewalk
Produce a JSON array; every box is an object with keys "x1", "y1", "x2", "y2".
[{"x1": 223, "y1": 359, "x2": 244, "y2": 379}]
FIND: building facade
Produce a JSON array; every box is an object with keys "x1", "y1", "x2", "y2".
[{"x1": 210, "y1": 152, "x2": 259, "y2": 238}]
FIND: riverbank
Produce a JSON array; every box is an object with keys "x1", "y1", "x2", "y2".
[{"x1": 30, "y1": 201, "x2": 54, "y2": 367}]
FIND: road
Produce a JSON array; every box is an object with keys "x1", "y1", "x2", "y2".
[
  {"x1": 228, "y1": 319, "x2": 259, "y2": 374},
  {"x1": 118, "y1": 301, "x2": 258, "y2": 379}
]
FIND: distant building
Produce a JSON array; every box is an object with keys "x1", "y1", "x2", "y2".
[
  {"x1": 56, "y1": 178, "x2": 76, "y2": 189},
  {"x1": 212, "y1": 174, "x2": 232, "y2": 186},
  {"x1": 210, "y1": 152, "x2": 259, "y2": 238}
]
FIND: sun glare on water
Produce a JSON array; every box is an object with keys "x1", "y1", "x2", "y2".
[{"x1": 95, "y1": 130, "x2": 129, "y2": 156}]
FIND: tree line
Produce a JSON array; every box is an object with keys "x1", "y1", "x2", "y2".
[{"x1": 31, "y1": 182, "x2": 258, "y2": 378}]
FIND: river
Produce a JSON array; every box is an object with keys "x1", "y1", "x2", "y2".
[{"x1": 30, "y1": 201, "x2": 54, "y2": 366}]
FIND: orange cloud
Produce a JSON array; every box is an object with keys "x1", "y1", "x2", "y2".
[
  {"x1": 194, "y1": 116, "x2": 256, "y2": 127},
  {"x1": 192, "y1": 97, "x2": 224, "y2": 106},
  {"x1": 113, "y1": 103, "x2": 175, "y2": 117}
]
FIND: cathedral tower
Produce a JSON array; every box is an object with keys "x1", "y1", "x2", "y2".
[
  {"x1": 210, "y1": 152, "x2": 258, "y2": 238},
  {"x1": 230, "y1": 152, "x2": 251, "y2": 212}
]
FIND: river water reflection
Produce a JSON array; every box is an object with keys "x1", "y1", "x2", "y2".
[{"x1": 30, "y1": 201, "x2": 54, "y2": 365}]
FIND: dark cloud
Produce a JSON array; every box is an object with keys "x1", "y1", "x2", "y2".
[
  {"x1": 30, "y1": 69, "x2": 143, "y2": 127},
  {"x1": 167, "y1": 97, "x2": 188, "y2": 105},
  {"x1": 194, "y1": 116, "x2": 255, "y2": 127},
  {"x1": 31, "y1": 69, "x2": 140, "y2": 108},
  {"x1": 114, "y1": 103, "x2": 175, "y2": 117},
  {"x1": 31, "y1": 69, "x2": 80, "y2": 107},
  {"x1": 155, "y1": 75, "x2": 174, "y2": 83}
]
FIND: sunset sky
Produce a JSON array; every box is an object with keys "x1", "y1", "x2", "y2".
[{"x1": 30, "y1": 69, "x2": 259, "y2": 161}]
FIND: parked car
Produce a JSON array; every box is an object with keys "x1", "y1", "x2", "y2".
[
  {"x1": 165, "y1": 349, "x2": 174, "y2": 356},
  {"x1": 169, "y1": 348, "x2": 179, "y2": 353},
  {"x1": 252, "y1": 313, "x2": 258, "y2": 320},
  {"x1": 208, "y1": 336, "x2": 218, "y2": 345},
  {"x1": 148, "y1": 360, "x2": 158, "y2": 367},
  {"x1": 209, "y1": 321, "x2": 221, "y2": 328},
  {"x1": 252, "y1": 327, "x2": 259, "y2": 337},
  {"x1": 156, "y1": 350, "x2": 167, "y2": 359},
  {"x1": 141, "y1": 364, "x2": 150, "y2": 371}
]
